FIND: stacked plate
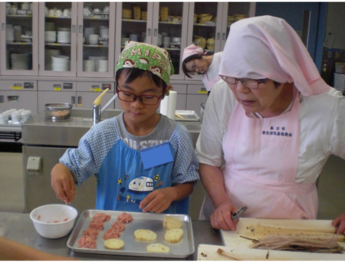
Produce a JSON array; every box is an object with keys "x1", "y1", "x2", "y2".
[
  {"x1": 98, "y1": 60, "x2": 108, "y2": 72},
  {"x1": 45, "y1": 31, "x2": 56, "y2": 43},
  {"x1": 57, "y1": 31, "x2": 71, "y2": 44},
  {"x1": 83, "y1": 60, "x2": 95, "y2": 72},
  {"x1": 45, "y1": 49, "x2": 61, "y2": 70},
  {"x1": 11, "y1": 53, "x2": 29, "y2": 70},
  {"x1": 52, "y1": 55, "x2": 70, "y2": 71}
]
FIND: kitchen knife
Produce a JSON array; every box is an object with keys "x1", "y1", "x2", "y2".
[{"x1": 232, "y1": 206, "x2": 248, "y2": 221}]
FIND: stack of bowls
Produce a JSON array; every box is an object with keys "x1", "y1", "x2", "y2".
[
  {"x1": 45, "y1": 31, "x2": 56, "y2": 43},
  {"x1": 52, "y1": 55, "x2": 70, "y2": 71},
  {"x1": 83, "y1": 60, "x2": 95, "y2": 72},
  {"x1": 45, "y1": 49, "x2": 61, "y2": 70},
  {"x1": 11, "y1": 53, "x2": 29, "y2": 70},
  {"x1": 89, "y1": 34, "x2": 99, "y2": 45},
  {"x1": 57, "y1": 28, "x2": 71, "y2": 44},
  {"x1": 98, "y1": 60, "x2": 108, "y2": 72}
]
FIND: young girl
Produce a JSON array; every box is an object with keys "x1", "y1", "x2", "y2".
[{"x1": 51, "y1": 41, "x2": 199, "y2": 214}]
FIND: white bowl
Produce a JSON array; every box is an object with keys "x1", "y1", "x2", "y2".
[{"x1": 30, "y1": 204, "x2": 78, "y2": 239}]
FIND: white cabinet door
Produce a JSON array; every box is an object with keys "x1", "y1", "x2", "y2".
[
  {"x1": 0, "y1": 90, "x2": 38, "y2": 114},
  {"x1": 76, "y1": 2, "x2": 116, "y2": 78},
  {"x1": 152, "y1": 2, "x2": 189, "y2": 80},
  {"x1": 219, "y1": 2, "x2": 256, "y2": 51},
  {"x1": 114, "y1": 2, "x2": 154, "y2": 71},
  {"x1": 38, "y1": 2, "x2": 78, "y2": 77},
  {"x1": 0, "y1": 2, "x2": 39, "y2": 76}
]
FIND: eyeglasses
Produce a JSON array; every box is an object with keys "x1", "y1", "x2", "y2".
[
  {"x1": 221, "y1": 76, "x2": 267, "y2": 89},
  {"x1": 116, "y1": 90, "x2": 164, "y2": 105}
]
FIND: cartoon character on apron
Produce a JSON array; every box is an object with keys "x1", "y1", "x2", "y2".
[
  {"x1": 95, "y1": 140, "x2": 189, "y2": 214},
  {"x1": 223, "y1": 88, "x2": 318, "y2": 219}
]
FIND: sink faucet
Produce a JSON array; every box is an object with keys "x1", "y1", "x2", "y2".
[{"x1": 92, "y1": 88, "x2": 118, "y2": 125}]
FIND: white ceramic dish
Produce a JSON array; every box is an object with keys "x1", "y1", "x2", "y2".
[{"x1": 30, "y1": 204, "x2": 78, "y2": 239}]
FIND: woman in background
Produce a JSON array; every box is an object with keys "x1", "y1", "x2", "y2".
[{"x1": 182, "y1": 44, "x2": 222, "y2": 92}]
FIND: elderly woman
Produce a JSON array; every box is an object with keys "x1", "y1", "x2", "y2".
[{"x1": 196, "y1": 15, "x2": 345, "y2": 234}]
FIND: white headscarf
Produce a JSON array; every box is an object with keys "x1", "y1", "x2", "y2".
[{"x1": 219, "y1": 15, "x2": 329, "y2": 96}]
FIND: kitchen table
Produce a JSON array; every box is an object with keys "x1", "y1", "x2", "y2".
[{"x1": 0, "y1": 212, "x2": 222, "y2": 260}]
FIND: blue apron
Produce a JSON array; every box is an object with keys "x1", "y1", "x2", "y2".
[{"x1": 95, "y1": 139, "x2": 189, "y2": 214}]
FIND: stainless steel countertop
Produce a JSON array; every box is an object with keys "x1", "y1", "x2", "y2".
[
  {"x1": 22, "y1": 109, "x2": 201, "y2": 147},
  {"x1": 0, "y1": 212, "x2": 222, "y2": 260}
]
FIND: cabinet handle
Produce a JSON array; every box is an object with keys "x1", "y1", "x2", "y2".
[
  {"x1": 147, "y1": 28, "x2": 151, "y2": 37},
  {"x1": 78, "y1": 96, "x2": 82, "y2": 105},
  {"x1": 1, "y1": 23, "x2": 4, "y2": 30},
  {"x1": 0, "y1": 95, "x2": 4, "y2": 103},
  {"x1": 222, "y1": 33, "x2": 226, "y2": 40},
  {"x1": 154, "y1": 29, "x2": 157, "y2": 36},
  {"x1": 71, "y1": 96, "x2": 75, "y2": 104},
  {"x1": 72, "y1": 25, "x2": 76, "y2": 33},
  {"x1": 217, "y1": 33, "x2": 220, "y2": 40},
  {"x1": 79, "y1": 25, "x2": 83, "y2": 33}
]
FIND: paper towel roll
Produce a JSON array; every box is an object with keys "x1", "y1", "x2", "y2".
[{"x1": 160, "y1": 90, "x2": 177, "y2": 120}]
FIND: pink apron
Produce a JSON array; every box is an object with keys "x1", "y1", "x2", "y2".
[{"x1": 223, "y1": 89, "x2": 318, "y2": 219}]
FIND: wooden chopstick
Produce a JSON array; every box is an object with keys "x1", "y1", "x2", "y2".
[{"x1": 217, "y1": 248, "x2": 243, "y2": 261}]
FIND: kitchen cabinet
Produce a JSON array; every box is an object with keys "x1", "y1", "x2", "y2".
[
  {"x1": 76, "y1": 81, "x2": 117, "y2": 109},
  {"x1": 0, "y1": 80, "x2": 38, "y2": 114},
  {"x1": 37, "y1": 80, "x2": 77, "y2": 112},
  {"x1": 76, "y1": 2, "x2": 116, "y2": 78},
  {"x1": 38, "y1": 2, "x2": 77, "y2": 77},
  {"x1": 114, "y1": 2, "x2": 189, "y2": 80},
  {"x1": 0, "y1": 2, "x2": 39, "y2": 76},
  {"x1": 171, "y1": 84, "x2": 187, "y2": 110},
  {"x1": 186, "y1": 84, "x2": 208, "y2": 115}
]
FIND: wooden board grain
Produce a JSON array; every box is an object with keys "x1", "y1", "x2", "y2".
[
  {"x1": 197, "y1": 244, "x2": 345, "y2": 261},
  {"x1": 221, "y1": 218, "x2": 345, "y2": 246}
]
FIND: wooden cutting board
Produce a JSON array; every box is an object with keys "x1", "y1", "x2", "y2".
[
  {"x1": 221, "y1": 218, "x2": 345, "y2": 246},
  {"x1": 197, "y1": 244, "x2": 345, "y2": 261}
]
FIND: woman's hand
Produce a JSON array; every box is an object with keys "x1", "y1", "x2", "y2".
[
  {"x1": 139, "y1": 187, "x2": 175, "y2": 214},
  {"x1": 332, "y1": 213, "x2": 345, "y2": 234},
  {"x1": 51, "y1": 163, "x2": 76, "y2": 204},
  {"x1": 210, "y1": 200, "x2": 239, "y2": 231}
]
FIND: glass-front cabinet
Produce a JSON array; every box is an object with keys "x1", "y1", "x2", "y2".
[
  {"x1": 38, "y1": 2, "x2": 77, "y2": 76},
  {"x1": 115, "y1": 2, "x2": 189, "y2": 80},
  {"x1": 77, "y1": 2, "x2": 115, "y2": 78},
  {"x1": 154, "y1": 2, "x2": 189, "y2": 80},
  {"x1": 0, "y1": 2, "x2": 39, "y2": 76}
]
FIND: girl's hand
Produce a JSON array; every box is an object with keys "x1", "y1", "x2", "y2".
[
  {"x1": 139, "y1": 187, "x2": 176, "y2": 214},
  {"x1": 332, "y1": 213, "x2": 345, "y2": 234}
]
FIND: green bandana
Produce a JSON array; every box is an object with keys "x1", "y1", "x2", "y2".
[{"x1": 115, "y1": 41, "x2": 174, "y2": 86}]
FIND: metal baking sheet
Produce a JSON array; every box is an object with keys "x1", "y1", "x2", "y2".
[
  {"x1": 175, "y1": 110, "x2": 200, "y2": 122},
  {"x1": 67, "y1": 210, "x2": 195, "y2": 258}
]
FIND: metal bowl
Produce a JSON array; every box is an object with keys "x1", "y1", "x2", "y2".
[{"x1": 45, "y1": 103, "x2": 73, "y2": 121}]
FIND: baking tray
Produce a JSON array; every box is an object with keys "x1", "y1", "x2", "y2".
[
  {"x1": 67, "y1": 210, "x2": 195, "y2": 258},
  {"x1": 175, "y1": 110, "x2": 200, "y2": 122}
]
